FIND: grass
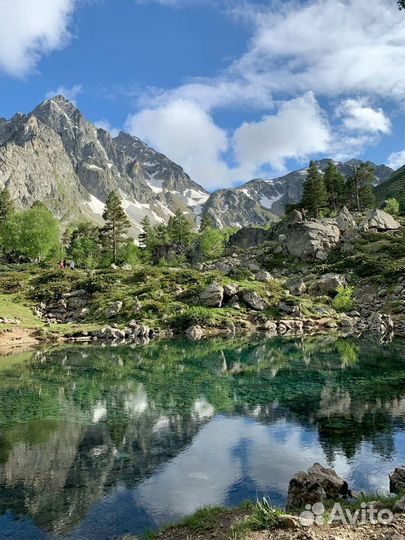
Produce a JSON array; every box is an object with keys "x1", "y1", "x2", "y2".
[{"x1": 0, "y1": 293, "x2": 43, "y2": 329}]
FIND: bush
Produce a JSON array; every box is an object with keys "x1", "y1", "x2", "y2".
[
  {"x1": 384, "y1": 197, "x2": 400, "y2": 217},
  {"x1": 332, "y1": 285, "x2": 355, "y2": 312}
]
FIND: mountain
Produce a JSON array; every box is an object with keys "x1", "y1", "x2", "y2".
[
  {"x1": 0, "y1": 97, "x2": 394, "y2": 232},
  {"x1": 374, "y1": 164, "x2": 405, "y2": 209},
  {"x1": 0, "y1": 95, "x2": 208, "y2": 234},
  {"x1": 201, "y1": 159, "x2": 393, "y2": 228}
]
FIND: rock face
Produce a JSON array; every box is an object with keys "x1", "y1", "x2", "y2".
[
  {"x1": 390, "y1": 467, "x2": 405, "y2": 493},
  {"x1": 202, "y1": 159, "x2": 392, "y2": 228},
  {"x1": 367, "y1": 209, "x2": 400, "y2": 231},
  {"x1": 286, "y1": 463, "x2": 351, "y2": 509},
  {"x1": 198, "y1": 283, "x2": 224, "y2": 307},
  {"x1": 0, "y1": 96, "x2": 208, "y2": 233}
]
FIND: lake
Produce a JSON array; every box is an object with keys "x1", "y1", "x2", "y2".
[{"x1": 0, "y1": 335, "x2": 404, "y2": 539}]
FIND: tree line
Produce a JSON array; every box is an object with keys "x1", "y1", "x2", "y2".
[
  {"x1": 0, "y1": 189, "x2": 231, "y2": 268},
  {"x1": 292, "y1": 160, "x2": 396, "y2": 218}
]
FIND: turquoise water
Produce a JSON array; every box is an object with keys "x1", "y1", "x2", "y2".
[{"x1": 0, "y1": 335, "x2": 404, "y2": 539}]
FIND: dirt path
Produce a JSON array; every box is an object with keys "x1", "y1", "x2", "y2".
[{"x1": 0, "y1": 327, "x2": 40, "y2": 355}]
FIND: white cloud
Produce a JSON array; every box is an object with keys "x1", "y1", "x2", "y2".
[
  {"x1": 0, "y1": 0, "x2": 76, "y2": 77},
  {"x1": 126, "y1": 93, "x2": 332, "y2": 187},
  {"x1": 336, "y1": 99, "x2": 391, "y2": 134},
  {"x1": 233, "y1": 92, "x2": 331, "y2": 173},
  {"x1": 387, "y1": 150, "x2": 405, "y2": 170},
  {"x1": 125, "y1": 99, "x2": 235, "y2": 188},
  {"x1": 45, "y1": 83, "x2": 82, "y2": 104},
  {"x1": 94, "y1": 118, "x2": 120, "y2": 137}
]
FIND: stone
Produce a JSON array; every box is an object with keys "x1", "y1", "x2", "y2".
[
  {"x1": 226, "y1": 227, "x2": 270, "y2": 250},
  {"x1": 286, "y1": 462, "x2": 351, "y2": 510},
  {"x1": 284, "y1": 221, "x2": 340, "y2": 261},
  {"x1": 285, "y1": 276, "x2": 307, "y2": 295},
  {"x1": 242, "y1": 291, "x2": 267, "y2": 311},
  {"x1": 336, "y1": 206, "x2": 356, "y2": 232},
  {"x1": 368, "y1": 312, "x2": 394, "y2": 334},
  {"x1": 223, "y1": 283, "x2": 239, "y2": 298},
  {"x1": 279, "y1": 300, "x2": 301, "y2": 316},
  {"x1": 262, "y1": 320, "x2": 277, "y2": 332},
  {"x1": 394, "y1": 496, "x2": 405, "y2": 514},
  {"x1": 367, "y1": 209, "x2": 400, "y2": 231},
  {"x1": 255, "y1": 270, "x2": 273, "y2": 282},
  {"x1": 199, "y1": 283, "x2": 224, "y2": 307},
  {"x1": 390, "y1": 467, "x2": 405, "y2": 493},
  {"x1": 312, "y1": 273, "x2": 346, "y2": 296},
  {"x1": 279, "y1": 319, "x2": 303, "y2": 332},
  {"x1": 62, "y1": 289, "x2": 86, "y2": 298},
  {"x1": 107, "y1": 301, "x2": 123, "y2": 317},
  {"x1": 186, "y1": 325, "x2": 204, "y2": 340},
  {"x1": 278, "y1": 514, "x2": 300, "y2": 529},
  {"x1": 121, "y1": 262, "x2": 132, "y2": 270}
]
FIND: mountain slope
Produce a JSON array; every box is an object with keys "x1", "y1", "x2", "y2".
[
  {"x1": 0, "y1": 96, "x2": 208, "y2": 233},
  {"x1": 202, "y1": 159, "x2": 393, "y2": 228},
  {"x1": 374, "y1": 164, "x2": 405, "y2": 209}
]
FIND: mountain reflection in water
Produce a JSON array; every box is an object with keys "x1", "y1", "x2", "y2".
[{"x1": 0, "y1": 335, "x2": 404, "y2": 539}]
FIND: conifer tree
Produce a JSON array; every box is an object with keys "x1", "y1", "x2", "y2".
[
  {"x1": 139, "y1": 215, "x2": 152, "y2": 248},
  {"x1": 99, "y1": 192, "x2": 131, "y2": 263},
  {"x1": 301, "y1": 161, "x2": 328, "y2": 218},
  {"x1": 0, "y1": 188, "x2": 14, "y2": 225},
  {"x1": 346, "y1": 162, "x2": 376, "y2": 212},
  {"x1": 167, "y1": 209, "x2": 193, "y2": 246},
  {"x1": 199, "y1": 212, "x2": 215, "y2": 232},
  {"x1": 323, "y1": 162, "x2": 346, "y2": 212}
]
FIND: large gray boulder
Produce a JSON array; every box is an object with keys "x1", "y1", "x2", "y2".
[
  {"x1": 227, "y1": 227, "x2": 270, "y2": 250},
  {"x1": 336, "y1": 206, "x2": 356, "y2": 232},
  {"x1": 312, "y1": 273, "x2": 346, "y2": 296},
  {"x1": 242, "y1": 291, "x2": 267, "y2": 311},
  {"x1": 285, "y1": 276, "x2": 307, "y2": 295},
  {"x1": 390, "y1": 467, "x2": 405, "y2": 493},
  {"x1": 284, "y1": 221, "x2": 340, "y2": 261},
  {"x1": 367, "y1": 209, "x2": 400, "y2": 231},
  {"x1": 286, "y1": 463, "x2": 351, "y2": 510},
  {"x1": 199, "y1": 283, "x2": 224, "y2": 307}
]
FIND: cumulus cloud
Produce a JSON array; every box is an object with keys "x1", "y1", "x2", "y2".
[
  {"x1": 387, "y1": 150, "x2": 405, "y2": 170},
  {"x1": 0, "y1": 0, "x2": 76, "y2": 77},
  {"x1": 336, "y1": 99, "x2": 391, "y2": 134},
  {"x1": 233, "y1": 92, "x2": 331, "y2": 173},
  {"x1": 126, "y1": 93, "x2": 332, "y2": 187},
  {"x1": 45, "y1": 83, "x2": 82, "y2": 104},
  {"x1": 125, "y1": 99, "x2": 233, "y2": 188}
]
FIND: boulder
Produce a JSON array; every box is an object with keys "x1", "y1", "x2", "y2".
[
  {"x1": 285, "y1": 276, "x2": 307, "y2": 295},
  {"x1": 312, "y1": 273, "x2": 346, "y2": 296},
  {"x1": 255, "y1": 270, "x2": 273, "y2": 282},
  {"x1": 279, "y1": 300, "x2": 301, "y2": 316},
  {"x1": 107, "y1": 301, "x2": 123, "y2": 317},
  {"x1": 286, "y1": 463, "x2": 351, "y2": 510},
  {"x1": 390, "y1": 467, "x2": 405, "y2": 493},
  {"x1": 367, "y1": 209, "x2": 400, "y2": 231},
  {"x1": 242, "y1": 291, "x2": 267, "y2": 311},
  {"x1": 336, "y1": 206, "x2": 356, "y2": 232},
  {"x1": 261, "y1": 320, "x2": 277, "y2": 332},
  {"x1": 227, "y1": 227, "x2": 270, "y2": 251},
  {"x1": 186, "y1": 325, "x2": 204, "y2": 340},
  {"x1": 394, "y1": 495, "x2": 405, "y2": 513},
  {"x1": 223, "y1": 283, "x2": 239, "y2": 298},
  {"x1": 284, "y1": 221, "x2": 340, "y2": 261},
  {"x1": 199, "y1": 283, "x2": 224, "y2": 307},
  {"x1": 121, "y1": 262, "x2": 132, "y2": 271}
]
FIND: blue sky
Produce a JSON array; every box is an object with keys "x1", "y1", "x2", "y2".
[{"x1": 0, "y1": 0, "x2": 404, "y2": 190}]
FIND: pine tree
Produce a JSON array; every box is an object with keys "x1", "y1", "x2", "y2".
[
  {"x1": 0, "y1": 189, "x2": 14, "y2": 225},
  {"x1": 301, "y1": 161, "x2": 328, "y2": 218},
  {"x1": 99, "y1": 192, "x2": 131, "y2": 263},
  {"x1": 346, "y1": 162, "x2": 376, "y2": 212},
  {"x1": 167, "y1": 209, "x2": 193, "y2": 246},
  {"x1": 199, "y1": 212, "x2": 215, "y2": 232},
  {"x1": 323, "y1": 162, "x2": 346, "y2": 212},
  {"x1": 138, "y1": 215, "x2": 152, "y2": 248}
]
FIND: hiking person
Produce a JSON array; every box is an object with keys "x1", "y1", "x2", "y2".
[
  {"x1": 69, "y1": 260, "x2": 75, "y2": 270},
  {"x1": 59, "y1": 260, "x2": 64, "y2": 269}
]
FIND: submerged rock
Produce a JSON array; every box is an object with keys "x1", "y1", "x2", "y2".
[{"x1": 186, "y1": 325, "x2": 204, "y2": 340}]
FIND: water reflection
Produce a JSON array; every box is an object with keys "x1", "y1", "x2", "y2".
[{"x1": 0, "y1": 335, "x2": 404, "y2": 539}]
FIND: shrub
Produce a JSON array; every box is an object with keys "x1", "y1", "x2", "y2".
[
  {"x1": 332, "y1": 285, "x2": 355, "y2": 312},
  {"x1": 384, "y1": 197, "x2": 400, "y2": 217}
]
